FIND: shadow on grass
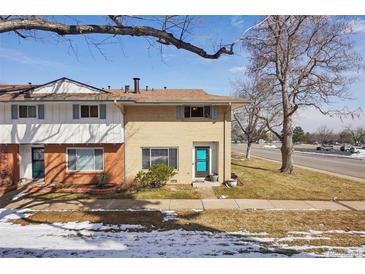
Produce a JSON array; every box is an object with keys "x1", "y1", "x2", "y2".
[
  {"x1": 4, "y1": 210, "x2": 307, "y2": 258},
  {"x1": 232, "y1": 162, "x2": 272, "y2": 172}
]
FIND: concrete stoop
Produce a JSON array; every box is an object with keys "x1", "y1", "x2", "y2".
[{"x1": 192, "y1": 180, "x2": 221, "y2": 188}]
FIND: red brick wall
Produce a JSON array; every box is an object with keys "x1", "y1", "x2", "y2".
[
  {"x1": 0, "y1": 144, "x2": 20, "y2": 184},
  {"x1": 44, "y1": 144, "x2": 124, "y2": 185}
]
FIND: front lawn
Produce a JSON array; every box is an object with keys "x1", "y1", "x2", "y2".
[
  {"x1": 10, "y1": 209, "x2": 365, "y2": 254},
  {"x1": 27, "y1": 184, "x2": 201, "y2": 200},
  {"x1": 214, "y1": 155, "x2": 365, "y2": 200}
]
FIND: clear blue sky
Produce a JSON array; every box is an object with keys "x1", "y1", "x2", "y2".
[{"x1": 0, "y1": 16, "x2": 364, "y2": 132}]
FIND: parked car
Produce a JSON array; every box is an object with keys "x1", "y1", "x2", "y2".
[
  {"x1": 316, "y1": 144, "x2": 334, "y2": 151},
  {"x1": 340, "y1": 144, "x2": 351, "y2": 152},
  {"x1": 350, "y1": 147, "x2": 360, "y2": 154}
]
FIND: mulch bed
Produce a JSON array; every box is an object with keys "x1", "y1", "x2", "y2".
[{"x1": 26, "y1": 183, "x2": 119, "y2": 195}]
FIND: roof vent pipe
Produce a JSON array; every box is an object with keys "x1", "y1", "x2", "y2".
[
  {"x1": 125, "y1": 85, "x2": 130, "y2": 93},
  {"x1": 145, "y1": 85, "x2": 148, "y2": 91},
  {"x1": 107, "y1": 85, "x2": 111, "y2": 90},
  {"x1": 28, "y1": 82, "x2": 32, "y2": 86},
  {"x1": 133, "y1": 77, "x2": 140, "y2": 93},
  {"x1": 164, "y1": 86, "x2": 167, "y2": 90}
]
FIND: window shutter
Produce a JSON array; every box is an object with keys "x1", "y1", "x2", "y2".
[
  {"x1": 11, "y1": 104, "x2": 18, "y2": 120},
  {"x1": 72, "y1": 104, "x2": 79, "y2": 119},
  {"x1": 38, "y1": 104, "x2": 45, "y2": 119},
  {"x1": 176, "y1": 106, "x2": 184, "y2": 120},
  {"x1": 99, "y1": 104, "x2": 107, "y2": 119},
  {"x1": 211, "y1": 106, "x2": 219, "y2": 120}
]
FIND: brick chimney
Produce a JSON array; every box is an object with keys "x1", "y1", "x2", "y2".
[{"x1": 133, "y1": 77, "x2": 140, "y2": 93}]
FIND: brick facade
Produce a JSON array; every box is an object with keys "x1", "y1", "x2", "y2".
[
  {"x1": 0, "y1": 144, "x2": 20, "y2": 184},
  {"x1": 44, "y1": 144, "x2": 124, "y2": 185}
]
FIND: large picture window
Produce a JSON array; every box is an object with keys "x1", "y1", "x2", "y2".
[
  {"x1": 67, "y1": 148, "x2": 104, "y2": 171},
  {"x1": 19, "y1": 105, "x2": 37, "y2": 118},
  {"x1": 80, "y1": 105, "x2": 99, "y2": 118},
  {"x1": 142, "y1": 148, "x2": 178, "y2": 169},
  {"x1": 184, "y1": 106, "x2": 211, "y2": 118}
]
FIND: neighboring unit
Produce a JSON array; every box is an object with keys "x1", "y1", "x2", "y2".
[{"x1": 0, "y1": 77, "x2": 247, "y2": 186}]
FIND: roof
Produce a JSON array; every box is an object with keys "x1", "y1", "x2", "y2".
[
  {"x1": 0, "y1": 78, "x2": 248, "y2": 105},
  {"x1": 0, "y1": 84, "x2": 40, "y2": 92}
]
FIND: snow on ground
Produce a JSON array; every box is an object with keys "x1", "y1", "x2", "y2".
[
  {"x1": 0, "y1": 209, "x2": 364, "y2": 258},
  {"x1": 351, "y1": 149, "x2": 365, "y2": 159},
  {"x1": 263, "y1": 145, "x2": 278, "y2": 149}
]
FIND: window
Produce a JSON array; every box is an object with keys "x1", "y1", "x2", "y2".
[
  {"x1": 19, "y1": 105, "x2": 36, "y2": 118},
  {"x1": 67, "y1": 148, "x2": 104, "y2": 171},
  {"x1": 142, "y1": 148, "x2": 178, "y2": 169},
  {"x1": 80, "y1": 105, "x2": 99, "y2": 118},
  {"x1": 184, "y1": 106, "x2": 211, "y2": 118}
]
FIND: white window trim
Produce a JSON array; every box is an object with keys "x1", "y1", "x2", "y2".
[
  {"x1": 18, "y1": 105, "x2": 37, "y2": 119},
  {"x1": 184, "y1": 105, "x2": 211, "y2": 119},
  {"x1": 192, "y1": 144, "x2": 213, "y2": 180},
  {"x1": 142, "y1": 147, "x2": 179, "y2": 170},
  {"x1": 66, "y1": 147, "x2": 104, "y2": 173},
  {"x1": 80, "y1": 104, "x2": 99, "y2": 119}
]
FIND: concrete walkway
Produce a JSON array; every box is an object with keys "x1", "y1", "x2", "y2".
[{"x1": 4, "y1": 198, "x2": 365, "y2": 211}]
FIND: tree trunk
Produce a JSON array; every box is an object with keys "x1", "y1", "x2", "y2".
[
  {"x1": 245, "y1": 142, "x2": 252, "y2": 160},
  {"x1": 280, "y1": 116, "x2": 294, "y2": 173}
]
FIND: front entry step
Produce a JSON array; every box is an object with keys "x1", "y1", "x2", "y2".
[{"x1": 192, "y1": 180, "x2": 221, "y2": 188}]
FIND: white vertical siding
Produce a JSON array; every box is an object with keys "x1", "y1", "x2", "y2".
[{"x1": 0, "y1": 102, "x2": 124, "y2": 144}]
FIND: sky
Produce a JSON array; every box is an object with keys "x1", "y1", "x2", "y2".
[{"x1": 0, "y1": 15, "x2": 364, "y2": 132}]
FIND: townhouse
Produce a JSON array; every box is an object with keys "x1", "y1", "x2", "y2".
[{"x1": 0, "y1": 77, "x2": 247, "y2": 187}]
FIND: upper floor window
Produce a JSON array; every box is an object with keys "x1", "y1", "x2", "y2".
[
  {"x1": 19, "y1": 105, "x2": 37, "y2": 118},
  {"x1": 81, "y1": 105, "x2": 98, "y2": 118},
  {"x1": 184, "y1": 106, "x2": 211, "y2": 118}
]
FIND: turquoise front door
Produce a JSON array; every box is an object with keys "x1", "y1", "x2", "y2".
[
  {"x1": 195, "y1": 147, "x2": 210, "y2": 178},
  {"x1": 32, "y1": 147, "x2": 45, "y2": 179}
]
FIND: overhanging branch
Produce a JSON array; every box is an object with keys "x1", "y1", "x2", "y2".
[{"x1": 0, "y1": 17, "x2": 234, "y2": 59}]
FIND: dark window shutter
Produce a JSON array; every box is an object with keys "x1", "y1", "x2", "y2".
[
  {"x1": 176, "y1": 106, "x2": 184, "y2": 120},
  {"x1": 142, "y1": 148, "x2": 150, "y2": 169},
  {"x1": 11, "y1": 104, "x2": 18, "y2": 120},
  {"x1": 212, "y1": 106, "x2": 219, "y2": 120},
  {"x1": 38, "y1": 104, "x2": 45, "y2": 119},
  {"x1": 73, "y1": 104, "x2": 79, "y2": 119},
  {"x1": 99, "y1": 104, "x2": 106, "y2": 119}
]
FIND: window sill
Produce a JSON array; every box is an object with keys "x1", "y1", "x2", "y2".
[{"x1": 66, "y1": 170, "x2": 104, "y2": 174}]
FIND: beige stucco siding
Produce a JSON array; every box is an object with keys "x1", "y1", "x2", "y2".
[{"x1": 124, "y1": 105, "x2": 231, "y2": 184}]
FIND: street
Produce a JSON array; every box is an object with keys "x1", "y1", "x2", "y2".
[{"x1": 232, "y1": 144, "x2": 365, "y2": 180}]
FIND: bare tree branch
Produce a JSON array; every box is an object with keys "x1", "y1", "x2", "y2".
[{"x1": 0, "y1": 16, "x2": 234, "y2": 59}]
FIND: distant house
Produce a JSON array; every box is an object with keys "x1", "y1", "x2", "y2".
[{"x1": 0, "y1": 77, "x2": 247, "y2": 187}]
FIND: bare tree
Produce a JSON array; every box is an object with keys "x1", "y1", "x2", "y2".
[
  {"x1": 315, "y1": 125, "x2": 335, "y2": 144},
  {"x1": 232, "y1": 73, "x2": 279, "y2": 159},
  {"x1": 243, "y1": 16, "x2": 362, "y2": 173},
  {"x1": 345, "y1": 126, "x2": 365, "y2": 145},
  {"x1": 0, "y1": 15, "x2": 235, "y2": 59}
]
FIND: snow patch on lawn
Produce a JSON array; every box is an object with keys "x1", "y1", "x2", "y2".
[
  {"x1": 0, "y1": 209, "x2": 364, "y2": 258},
  {"x1": 162, "y1": 210, "x2": 177, "y2": 222}
]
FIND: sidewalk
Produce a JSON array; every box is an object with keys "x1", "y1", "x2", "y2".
[{"x1": 5, "y1": 198, "x2": 365, "y2": 211}]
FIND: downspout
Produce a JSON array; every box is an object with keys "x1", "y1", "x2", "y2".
[
  {"x1": 114, "y1": 99, "x2": 126, "y2": 184},
  {"x1": 223, "y1": 103, "x2": 231, "y2": 183}
]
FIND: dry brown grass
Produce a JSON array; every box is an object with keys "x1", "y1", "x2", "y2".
[
  {"x1": 12, "y1": 209, "x2": 365, "y2": 234},
  {"x1": 26, "y1": 184, "x2": 201, "y2": 200},
  {"x1": 214, "y1": 155, "x2": 365, "y2": 200},
  {"x1": 11, "y1": 209, "x2": 365, "y2": 249}
]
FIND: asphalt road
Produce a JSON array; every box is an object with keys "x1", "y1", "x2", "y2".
[{"x1": 232, "y1": 144, "x2": 365, "y2": 180}]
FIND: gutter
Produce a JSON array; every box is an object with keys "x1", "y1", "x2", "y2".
[
  {"x1": 0, "y1": 99, "x2": 249, "y2": 105},
  {"x1": 223, "y1": 102, "x2": 231, "y2": 183}
]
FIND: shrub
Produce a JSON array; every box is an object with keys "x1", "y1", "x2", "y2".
[
  {"x1": 134, "y1": 163, "x2": 177, "y2": 188},
  {"x1": 97, "y1": 172, "x2": 108, "y2": 188}
]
